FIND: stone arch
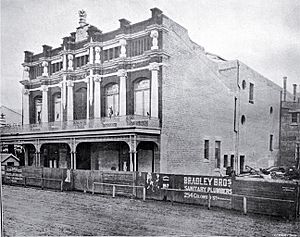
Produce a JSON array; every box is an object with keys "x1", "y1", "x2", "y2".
[
  {"x1": 40, "y1": 143, "x2": 71, "y2": 168},
  {"x1": 133, "y1": 78, "x2": 150, "y2": 116},
  {"x1": 103, "y1": 83, "x2": 120, "y2": 117},
  {"x1": 136, "y1": 141, "x2": 159, "y2": 173},
  {"x1": 33, "y1": 95, "x2": 42, "y2": 124},
  {"x1": 74, "y1": 86, "x2": 87, "y2": 120},
  {"x1": 76, "y1": 141, "x2": 130, "y2": 171},
  {"x1": 23, "y1": 143, "x2": 36, "y2": 166},
  {"x1": 52, "y1": 92, "x2": 62, "y2": 122}
]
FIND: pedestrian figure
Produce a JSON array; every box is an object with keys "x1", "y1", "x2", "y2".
[{"x1": 108, "y1": 106, "x2": 113, "y2": 118}]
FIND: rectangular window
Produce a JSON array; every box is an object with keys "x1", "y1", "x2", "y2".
[
  {"x1": 292, "y1": 113, "x2": 298, "y2": 123},
  {"x1": 7, "y1": 162, "x2": 14, "y2": 166},
  {"x1": 296, "y1": 143, "x2": 300, "y2": 169},
  {"x1": 269, "y1": 134, "x2": 273, "y2": 151},
  {"x1": 223, "y1": 155, "x2": 228, "y2": 168},
  {"x1": 234, "y1": 97, "x2": 237, "y2": 132},
  {"x1": 240, "y1": 155, "x2": 245, "y2": 173},
  {"x1": 249, "y1": 83, "x2": 254, "y2": 103},
  {"x1": 230, "y1": 155, "x2": 234, "y2": 169},
  {"x1": 215, "y1": 141, "x2": 221, "y2": 168},
  {"x1": 204, "y1": 140, "x2": 209, "y2": 160}
]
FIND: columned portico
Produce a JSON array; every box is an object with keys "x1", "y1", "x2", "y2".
[
  {"x1": 129, "y1": 136, "x2": 138, "y2": 172},
  {"x1": 94, "y1": 75, "x2": 101, "y2": 118},
  {"x1": 41, "y1": 85, "x2": 48, "y2": 123},
  {"x1": 118, "y1": 69, "x2": 127, "y2": 116},
  {"x1": 60, "y1": 76, "x2": 67, "y2": 121},
  {"x1": 149, "y1": 62, "x2": 159, "y2": 118},
  {"x1": 67, "y1": 80, "x2": 74, "y2": 120},
  {"x1": 23, "y1": 89, "x2": 30, "y2": 124}
]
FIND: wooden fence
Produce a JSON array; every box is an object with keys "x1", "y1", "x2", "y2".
[{"x1": 2, "y1": 166, "x2": 299, "y2": 219}]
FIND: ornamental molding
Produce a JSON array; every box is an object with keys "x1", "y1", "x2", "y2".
[
  {"x1": 117, "y1": 69, "x2": 127, "y2": 77},
  {"x1": 41, "y1": 85, "x2": 48, "y2": 92},
  {"x1": 94, "y1": 75, "x2": 102, "y2": 82},
  {"x1": 66, "y1": 80, "x2": 74, "y2": 87},
  {"x1": 23, "y1": 89, "x2": 30, "y2": 95},
  {"x1": 149, "y1": 62, "x2": 159, "y2": 71}
]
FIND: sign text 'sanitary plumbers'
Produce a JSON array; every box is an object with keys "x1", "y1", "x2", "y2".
[{"x1": 183, "y1": 176, "x2": 232, "y2": 200}]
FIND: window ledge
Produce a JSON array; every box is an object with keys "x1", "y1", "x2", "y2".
[
  {"x1": 290, "y1": 122, "x2": 298, "y2": 126},
  {"x1": 203, "y1": 159, "x2": 210, "y2": 163}
]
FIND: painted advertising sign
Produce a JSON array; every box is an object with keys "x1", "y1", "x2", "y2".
[
  {"x1": 4, "y1": 166, "x2": 23, "y2": 184},
  {"x1": 183, "y1": 176, "x2": 232, "y2": 201}
]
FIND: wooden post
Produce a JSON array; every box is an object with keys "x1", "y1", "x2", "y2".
[
  {"x1": 24, "y1": 177, "x2": 26, "y2": 187},
  {"x1": 143, "y1": 187, "x2": 146, "y2": 201},
  {"x1": 112, "y1": 185, "x2": 116, "y2": 198},
  {"x1": 295, "y1": 183, "x2": 300, "y2": 220},
  {"x1": 133, "y1": 172, "x2": 136, "y2": 197},
  {"x1": 92, "y1": 183, "x2": 95, "y2": 195},
  {"x1": 61, "y1": 169, "x2": 64, "y2": 192},
  {"x1": 41, "y1": 178, "x2": 44, "y2": 190},
  {"x1": 208, "y1": 193, "x2": 211, "y2": 209},
  {"x1": 86, "y1": 176, "x2": 89, "y2": 192},
  {"x1": 243, "y1": 196, "x2": 247, "y2": 214},
  {"x1": 171, "y1": 190, "x2": 174, "y2": 205}
]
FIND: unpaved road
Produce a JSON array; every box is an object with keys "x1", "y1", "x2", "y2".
[{"x1": 2, "y1": 185, "x2": 300, "y2": 236}]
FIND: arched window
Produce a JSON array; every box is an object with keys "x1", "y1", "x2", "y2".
[
  {"x1": 134, "y1": 79, "x2": 150, "y2": 116},
  {"x1": 34, "y1": 96, "x2": 42, "y2": 124},
  {"x1": 53, "y1": 93, "x2": 61, "y2": 121},
  {"x1": 105, "y1": 84, "x2": 119, "y2": 117},
  {"x1": 74, "y1": 87, "x2": 87, "y2": 120}
]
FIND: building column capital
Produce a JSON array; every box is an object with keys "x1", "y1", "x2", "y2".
[
  {"x1": 94, "y1": 75, "x2": 102, "y2": 83},
  {"x1": 66, "y1": 80, "x2": 74, "y2": 87},
  {"x1": 23, "y1": 88, "x2": 30, "y2": 95},
  {"x1": 117, "y1": 69, "x2": 127, "y2": 78},
  {"x1": 149, "y1": 62, "x2": 160, "y2": 71},
  {"x1": 41, "y1": 85, "x2": 48, "y2": 92}
]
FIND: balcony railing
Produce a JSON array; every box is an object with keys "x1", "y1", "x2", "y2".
[{"x1": 0, "y1": 115, "x2": 160, "y2": 134}]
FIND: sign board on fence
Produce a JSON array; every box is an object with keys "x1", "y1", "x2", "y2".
[
  {"x1": 145, "y1": 173, "x2": 232, "y2": 203},
  {"x1": 4, "y1": 166, "x2": 23, "y2": 184},
  {"x1": 183, "y1": 176, "x2": 232, "y2": 201}
]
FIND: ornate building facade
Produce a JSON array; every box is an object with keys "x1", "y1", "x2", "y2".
[{"x1": 0, "y1": 8, "x2": 282, "y2": 175}]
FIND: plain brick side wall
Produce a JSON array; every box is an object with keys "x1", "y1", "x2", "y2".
[
  {"x1": 159, "y1": 16, "x2": 281, "y2": 175},
  {"x1": 237, "y1": 63, "x2": 281, "y2": 168},
  {"x1": 280, "y1": 101, "x2": 300, "y2": 166},
  {"x1": 161, "y1": 17, "x2": 234, "y2": 175}
]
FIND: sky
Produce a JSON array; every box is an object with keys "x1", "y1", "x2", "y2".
[{"x1": 1, "y1": 0, "x2": 300, "y2": 112}]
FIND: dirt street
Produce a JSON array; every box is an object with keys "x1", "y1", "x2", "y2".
[{"x1": 2, "y1": 185, "x2": 300, "y2": 236}]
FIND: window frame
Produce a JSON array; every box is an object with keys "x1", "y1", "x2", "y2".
[
  {"x1": 134, "y1": 79, "x2": 150, "y2": 116},
  {"x1": 291, "y1": 113, "x2": 298, "y2": 123},
  {"x1": 269, "y1": 134, "x2": 273, "y2": 151},
  {"x1": 204, "y1": 140, "x2": 209, "y2": 160},
  {"x1": 215, "y1": 141, "x2": 221, "y2": 168},
  {"x1": 249, "y1": 82, "x2": 254, "y2": 103}
]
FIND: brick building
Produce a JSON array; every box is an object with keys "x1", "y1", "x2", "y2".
[
  {"x1": 279, "y1": 78, "x2": 300, "y2": 168},
  {"x1": 0, "y1": 8, "x2": 282, "y2": 175}
]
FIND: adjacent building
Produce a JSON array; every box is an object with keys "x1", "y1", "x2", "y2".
[
  {"x1": 0, "y1": 8, "x2": 282, "y2": 175},
  {"x1": 279, "y1": 79, "x2": 300, "y2": 168},
  {"x1": 0, "y1": 105, "x2": 22, "y2": 127}
]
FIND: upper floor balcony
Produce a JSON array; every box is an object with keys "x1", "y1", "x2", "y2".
[{"x1": 0, "y1": 115, "x2": 160, "y2": 135}]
